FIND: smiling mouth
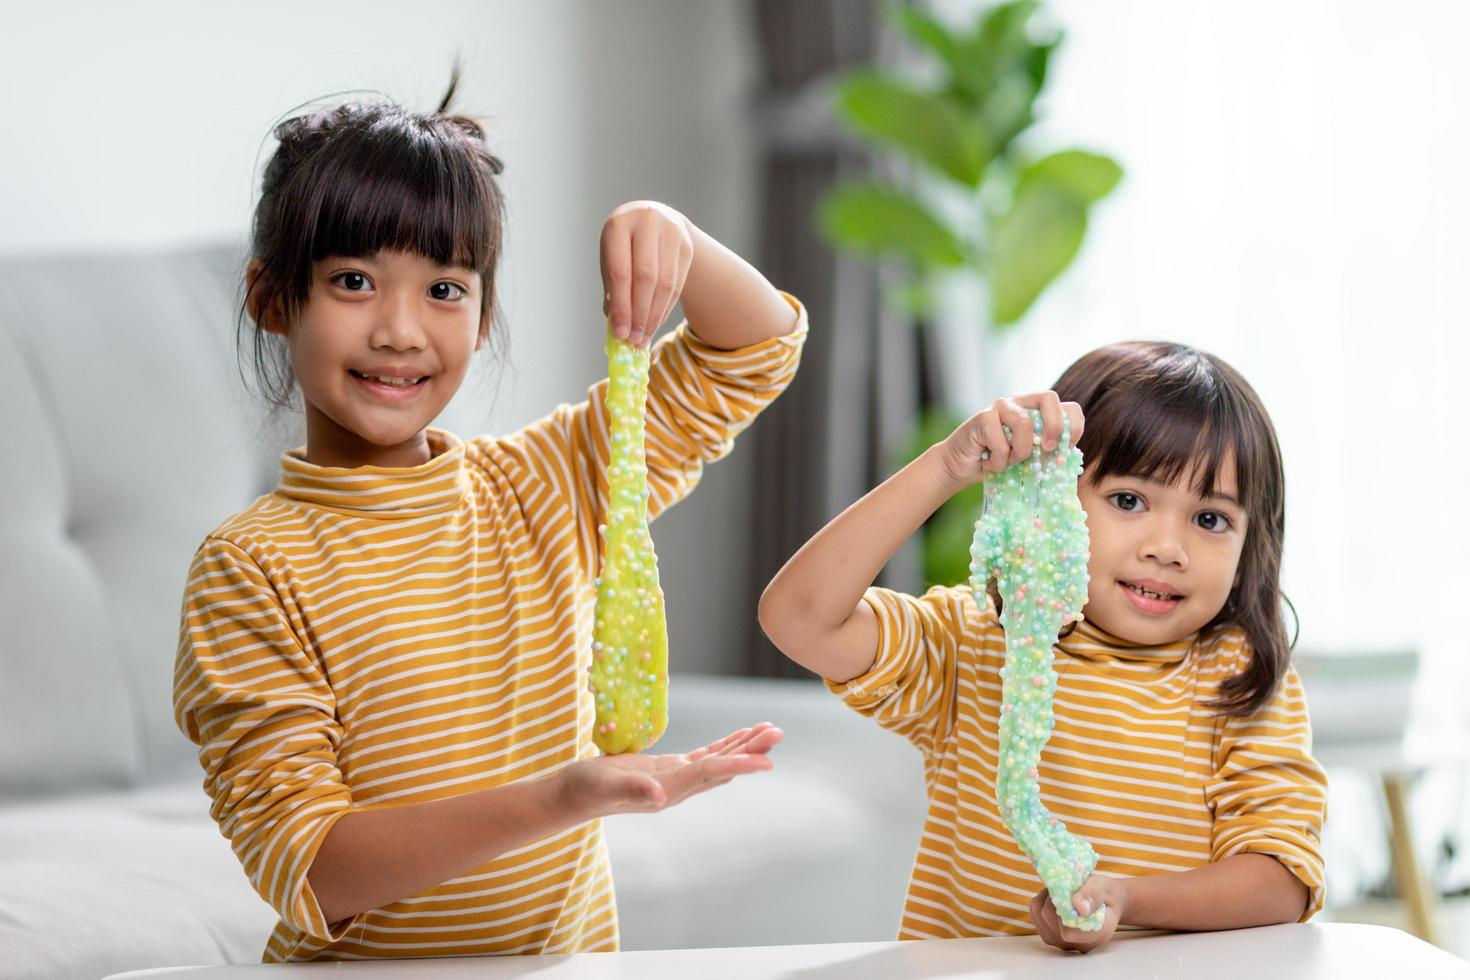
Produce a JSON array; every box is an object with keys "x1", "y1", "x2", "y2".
[
  {"x1": 1122, "y1": 582, "x2": 1183, "y2": 601},
  {"x1": 350, "y1": 370, "x2": 428, "y2": 387}
]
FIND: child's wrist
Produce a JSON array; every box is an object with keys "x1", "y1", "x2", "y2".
[
  {"x1": 548, "y1": 768, "x2": 598, "y2": 824},
  {"x1": 924, "y1": 442, "x2": 972, "y2": 497},
  {"x1": 1112, "y1": 876, "x2": 1135, "y2": 925}
]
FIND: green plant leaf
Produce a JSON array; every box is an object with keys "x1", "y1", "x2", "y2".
[
  {"x1": 949, "y1": 2, "x2": 1057, "y2": 149},
  {"x1": 889, "y1": 5, "x2": 960, "y2": 70},
  {"x1": 986, "y1": 150, "x2": 1124, "y2": 324},
  {"x1": 1025, "y1": 34, "x2": 1060, "y2": 94},
  {"x1": 1021, "y1": 149, "x2": 1123, "y2": 204},
  {"x1": 979, "y1": 5, "x2": 1044, "y2": 79},
  {"x1": 988, "y1": 181, "x2": 1087, "y2": 326},
  {"x1": 924, "y1": 487, "x2": 985, "y2": 589},
  {"x1": 895, "y1": 406, "x2": 985, "y2": 590},
  {"x1": 835, "y1": 71, "x2": 992, "y2": 186},
  {"x1": 899, "y1": 406, "x2": 965, "y2": 470},
  {"x1": 981, "y1": 73, "x2": 1041, "y2": 151},
  {"x1": 818, "y1": 183, "x2": 970, "y2": 269}
]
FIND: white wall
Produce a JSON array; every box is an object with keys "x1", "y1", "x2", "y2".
[{"x1": 0, "y1": 0, "x2": 762, "y2": 675}]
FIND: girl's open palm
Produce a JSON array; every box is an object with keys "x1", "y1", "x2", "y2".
[{"x1": 563, "y1": 723, "x2": 782, "y2": 816}]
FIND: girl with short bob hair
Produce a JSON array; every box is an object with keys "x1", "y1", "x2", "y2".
[{"x1": 761, "y1": 340, "x2": 1326, "y2": 953}]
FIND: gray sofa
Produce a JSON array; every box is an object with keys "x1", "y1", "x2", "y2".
[{"x1": 0, "y1": 244, "x2": 926, "y2": 979}]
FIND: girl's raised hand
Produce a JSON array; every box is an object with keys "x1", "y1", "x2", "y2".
[
  {"x1": 559, "y1": 722, "x2": 782, "y2": 817},
  {"x1": 936, "y1": 391, "x2": 1084, "y2": 488},
  {"x1": 600, "y1": 200, "x2": 696, "y2": 349}
]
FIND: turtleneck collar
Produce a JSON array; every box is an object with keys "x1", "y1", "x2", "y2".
[
  {"x1": 1054, "y1": 615, "x2": 1197, "y2": 664},
  {"x1": 275, "y1": 427, "x2": 469, "y2": 518}
]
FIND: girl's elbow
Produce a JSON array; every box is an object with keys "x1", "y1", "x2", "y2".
[
  {"x1": 756, "y1": 585, "x2": 793, "y2": 652},
  {"x1": 758, "y1": 584, "x2": 818, "y2": 664},
  {"x1": 1284, "y1": 876, "x2": 1311, "y2": 923},
  {"x1": 1263, "y1": 862, "x2": 1310, "y2": 924}
]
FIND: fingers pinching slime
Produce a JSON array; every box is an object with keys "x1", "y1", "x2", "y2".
[
  {"x1": 590, "y1": 323, "x2": 669, "y2": 754},
  {"x1": 968, "y1": 409, "x2": 1107, "y2": 931}
]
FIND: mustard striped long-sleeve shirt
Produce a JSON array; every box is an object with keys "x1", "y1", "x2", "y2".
[
  {"x1": 173, "y1": 298, "x2": 806, "y2": 962},
  {"x1": 827, "y1": 584, "x2": 1327, "y2": 939}
]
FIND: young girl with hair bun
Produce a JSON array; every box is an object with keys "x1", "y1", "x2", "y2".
[{"x1": 174, "y1": 70, "x2": 804, "y2": 962}]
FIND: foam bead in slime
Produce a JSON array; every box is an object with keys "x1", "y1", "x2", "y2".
[
  {"x1": 968, "y1": 410, "x2": 1107, "y2": 932},
  {"x1": 589, "y1": 325, "x2": 669, "y2": 754}
]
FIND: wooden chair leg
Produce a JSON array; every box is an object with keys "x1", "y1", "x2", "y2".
[{"x1": 1383, "y1": 773, "x2": 1439, "y2": 946}]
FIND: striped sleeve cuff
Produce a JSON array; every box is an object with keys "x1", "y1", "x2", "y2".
[
  {"x1": 820, "y1": 586, "x2": 963, "y2": 754},
  {"x1": 1214, "y1": 824, "x2": 1327, "y2": 921},
  {"x1": 671, "y1": 290, "x2": 808, "y2": 376},
  {"x1": 267, "y1": 802, "x2": 359, "y2": 941},
  {"x1": 822, "y1": 590, "x2": 911, "y2": 712}
]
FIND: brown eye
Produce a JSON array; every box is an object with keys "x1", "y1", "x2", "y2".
[
  {"x1": 1196, "y1": 511, "x2": 1232, "y2": 533},
  {"x1": 430, "y1": 281, "x2": 465, "y2": 301},
  {"x1": 332, "y1": 271, "x2": 371, "y2": 292},
  {"x1": 1109, "y1": 492, "x2": 1141, "y2": 512}
]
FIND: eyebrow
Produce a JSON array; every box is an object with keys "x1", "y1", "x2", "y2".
[
  {"x1": 1106, "y1": 474, "x2": 1241, "y2": 507},
  {"x1": 321, "y1": 255, "x2": 477, "y2": 275}
]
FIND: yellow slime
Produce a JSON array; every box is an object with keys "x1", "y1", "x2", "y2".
[{"x1": 589, "y1": 325, "x2": 669, "y2": 753}]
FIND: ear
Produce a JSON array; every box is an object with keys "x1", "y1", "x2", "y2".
[{"x1": 246, "y1": 259, "x2": 288, "y2": 336}]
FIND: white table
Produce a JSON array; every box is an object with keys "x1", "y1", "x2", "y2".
[{"x1": 105, "y1": 923, "x2": 1469, "y2": 979}]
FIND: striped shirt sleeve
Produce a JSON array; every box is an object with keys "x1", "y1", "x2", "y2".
[
  {"x1": 823, "y1": 585, "x2": 975, "y2": 755},
  {"x1": 505, "y1": 293, "x2": 807, "y2": 579},
  {"x1": 173, "y1": 537, "x2": 357, "y2": 941},
  {"x1": 1205, "y1": 661, "x2": 1329, "y2": 920}
]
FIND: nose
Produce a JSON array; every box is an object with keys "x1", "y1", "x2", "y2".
[
  {"x1": 1139, "y1": 518, "x2": 1188, "y2": 570},
  {"x1": 370, "y1": 289, "x2": 427, "y2": 351}
]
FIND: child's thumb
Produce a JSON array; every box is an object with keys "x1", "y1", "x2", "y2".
[
  {"x1": 1072, "y1": 881, "x2": 1105, "y2": 917},
  {"x1": 632, "y1": 775, "x2": 664, "y2": 807}
]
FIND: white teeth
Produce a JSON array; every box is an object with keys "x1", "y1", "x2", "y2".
[
  {"x1": 1127, "y1": 584, "x2": 1176, "y2": 600},
  {"x1": 359, "y1": 373, "x2": 421, "y2": 387}
]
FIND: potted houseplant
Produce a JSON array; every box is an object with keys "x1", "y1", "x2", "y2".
[{"x1": 819, "y1": 0, "x2": 1122, "y2": 587}]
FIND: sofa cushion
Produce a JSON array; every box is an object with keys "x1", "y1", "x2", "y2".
[
  {"x1": 0, "y1": 246, "x2": 288, "y2": 789},
  {"x1": 0, "y1": 308, "x2": 140, "y2": 795},
  {"x1": 1, "y1": 675, "x2": 927, "y2": 976},
  {"x1": 604, "y1": 674, "x2": 927, "y2": 949},
  {"x1": 0, "y1": 783, "x2": 277, "y2": 980}
]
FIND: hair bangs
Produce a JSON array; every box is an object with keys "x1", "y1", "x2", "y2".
[
  {"x1": 307, "y1": 122, "x2": 491, "y2": 274},
  {"x1": 1066, "y1": 343, "x2": 1263, "y2": 514},
  {"x1": 1086, "y1": 391, "x2": 1245, "y2": 505}
]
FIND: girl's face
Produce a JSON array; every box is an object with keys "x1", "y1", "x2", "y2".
[
  {"x1": 262, "y1": 249, "x2": 486, "y2": 468},
  {"x1": 1076, "y1": 457, "x2": 1248, "y2": 645}
]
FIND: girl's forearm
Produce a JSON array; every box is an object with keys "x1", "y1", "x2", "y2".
[
  {"x1": 1121, "y1": 853, "x2": 1308, "y2": 931},
  {"x1": 307, "y1": 770, "x2": 585, "y2": 928},
  {"x1": 759, "y1": 445, "x2": 965, "y2": 681},
  {"x1": 679, "y1": 223, "x2": 798, "y2": 350}
]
